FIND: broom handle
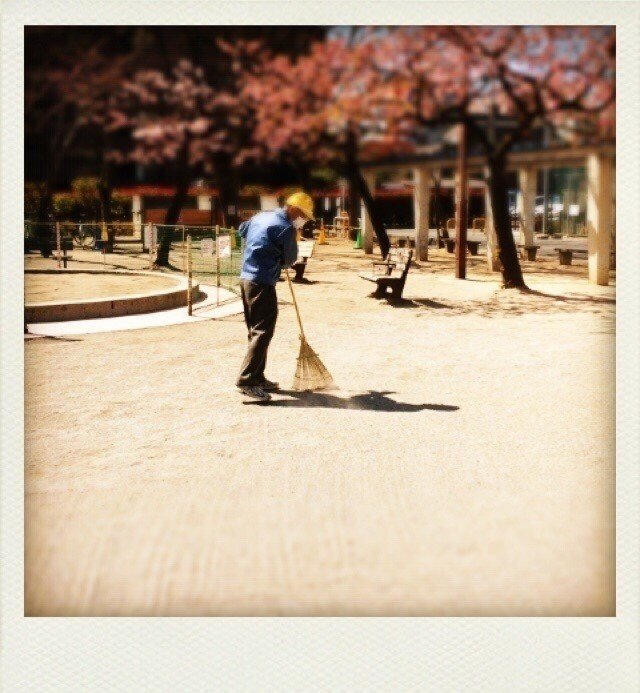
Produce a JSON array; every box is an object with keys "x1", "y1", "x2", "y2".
[{"x1": 284, "y1": 268, "x2": 305, "y2": 340}]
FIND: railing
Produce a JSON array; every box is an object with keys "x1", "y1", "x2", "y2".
[{"x1": 24, "y1": 220, "x2": 244, "y2": 295}]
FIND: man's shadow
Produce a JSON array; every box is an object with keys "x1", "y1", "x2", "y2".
[{"x1": 247, "y1": 389, "x2": 458, "y2": 412}]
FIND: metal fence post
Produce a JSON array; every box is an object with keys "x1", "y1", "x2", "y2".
[
  {"x1": 148, "y1": 224, "x2": 154, "y2": 269},
  {"x1": 187, "y1": 234, "x2": 193, "y2": 316},
  {"x1": 55, "y1": 222, "x2": 61, "y2": 268},
  {"x1": 182, "y1": 225, "x2": 186, "y2": 274},
  {"x1": 215, "y1": 225, "x2": 221, "y2": 306}
]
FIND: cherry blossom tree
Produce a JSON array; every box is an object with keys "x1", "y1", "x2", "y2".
[
  {"x1": 360, "y1": 26, "x2": 615, "y2": 287},
  {"x1": 25, "y1": 38, "x2": 132, "y2": 253},
  {"x1": 232, "y1": 37, "x2": 404, "y2": 257},
  {"x1": 107, "y1": 59, "x2": 242, "y2": 266}
]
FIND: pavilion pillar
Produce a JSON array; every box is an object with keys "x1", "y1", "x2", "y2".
[
  {"x1": 483, "y1": 168, "x2": 501, "y2": 272},
  {"x1": 132, "y1": 194, "x2": 143, "y2": 234},
  {"x1": 586, "y1": 153, "x2": 613, "y2": 286},
  {"x1": 413, "y1": 165, "x2": 430, "y2": 261},
  {"x1": 197, "y1": 194, "x2": 212, "y2": 211},
  {"x1": 362, "y1": 171, "x2": 376, "y2": 254},
  {"x1": 517, "y1": 166, "x2": 537, "y2": 247}
]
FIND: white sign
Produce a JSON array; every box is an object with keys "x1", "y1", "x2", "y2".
[
  {"x1": 568, "y1": 204, "x2": 580, "y2": 217},
  {"x1": 297, "y1": 240, "x2": 315, "y2": 258},
  {"x1": 201, "y1": 238, "x2": 214, "y2": 256},
  {"x1": 324, "y1": 197, "x2": 330, "y2": 211},
  {"x1": 217, "y1": 235, "x2": 231, "y2": 259}
]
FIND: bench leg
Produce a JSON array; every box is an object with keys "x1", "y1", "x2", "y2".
[
  {"x1": 292, "y1": 263, "x2": 306, "y2": 281},
  {"x1": 391, "y1": 285, "x2": 403, "y2": 300}
]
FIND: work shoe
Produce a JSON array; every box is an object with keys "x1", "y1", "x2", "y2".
[
  {"x1": 260, "y1": 379, "x2": 280, "y2": 391},
  {"x1": 237, "y1": 385, "x2": 272, "y2": 402}
]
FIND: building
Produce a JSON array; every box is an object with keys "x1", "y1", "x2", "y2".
[{"x1": 359, "y1": 123, "x2": 615, "y2": 286}]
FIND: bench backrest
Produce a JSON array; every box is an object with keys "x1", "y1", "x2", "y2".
[
  {"x1": 297, "y1": 240, "x2": 315, "y2": 259},
  {"x1": 398, "y1": 249, "x2": 413, "y2": 281},
  {"x1": 388, "y1": 248, "x2": 412, "y2": 272}
]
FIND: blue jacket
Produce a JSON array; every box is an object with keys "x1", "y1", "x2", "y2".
[{"x1": 239, "y1": 208, "x2": 298, "y2": 286}]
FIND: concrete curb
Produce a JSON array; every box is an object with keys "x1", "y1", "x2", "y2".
[
  {"x1": 26, "y1": 285, "x2": 242, "y2": 336},
  {"x1": 25, "y1": 269, "x2": 199, "y2": 323}
]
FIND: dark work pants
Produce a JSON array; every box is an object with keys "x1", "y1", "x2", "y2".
[{"x1": 236, "y1": 279, "x2": 278, "y2": 386}]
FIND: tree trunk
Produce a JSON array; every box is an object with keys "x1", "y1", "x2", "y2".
[
  {"x1": 214, "y1": 155, "x2": 240, "y2": 228},
  {"x1": 35, "y1": 184, "x2": 53, "y2": 256},
  {"x1": 35, "y1": 119, "x2": 80, "y2": 256},
  {"x1": 294, "y1": 160, "x2": 312, "y2": 193},
  {"x1": 487, "y1": 156, "x2": 527, "y2": 289},
  {"x1": 347, "y1": 182, "x2": 360, "y2": 240},
  {"x1": 432, "y1": 175, "x2": 443, "y2": 244},
  {"x1": 156, "y1": 140, "x2": 190, "y2": 267},
  {"x1": 97, "y1": 177, "x2": 114, "y2": 252},
  {"x1": 345, "y1": 164, "x2": 390, "y2": 258},
  {"x1": 218, "y1": 178, "x2": 240, "y2": 228}
]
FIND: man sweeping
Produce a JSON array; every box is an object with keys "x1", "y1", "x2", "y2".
[{"x1": 236, "y1": 192, "x2": 314, "y2": 401}]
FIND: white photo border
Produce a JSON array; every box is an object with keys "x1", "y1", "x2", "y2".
[{"x1": 2, "y1": 2, "x2": 638, "y2": 690}]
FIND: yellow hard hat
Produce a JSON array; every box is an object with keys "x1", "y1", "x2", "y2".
[{"x1": 285, "y1": 192, "x2": 314, "y2": 220}]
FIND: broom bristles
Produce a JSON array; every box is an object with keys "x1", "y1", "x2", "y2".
[{"x1": 292, "y1": 337, "x2": 334, "y2": 391}]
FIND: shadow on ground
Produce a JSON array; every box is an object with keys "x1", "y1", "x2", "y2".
[
  {"x1": 25, "y1": 334, "x2": 83, "y2": 342},
  {"x1": 247, "y1": 389, "x2": 459, "y2": 412},
  {"x1": 378, "y1": 288, "x2": 615, "y2": 318}
]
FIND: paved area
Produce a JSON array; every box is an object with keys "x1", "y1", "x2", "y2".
[{"x1": 24, "y1": 242, "x2": 615, "y2": 616}]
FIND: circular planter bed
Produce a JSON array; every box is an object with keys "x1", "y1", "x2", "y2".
[{"x1": 25, "y1": 269, "x2": 199, "y2": 323}]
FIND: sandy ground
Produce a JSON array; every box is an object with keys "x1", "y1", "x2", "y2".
[
  {"x1": 25, "y1": 246, "x2": 154, "y2": 273},
  {"x1": 25, "y1": 271, "x2": 178, "y2": 303},
  {"x1": 24, "y1": 241, "x2": 616, "y2": 616}
]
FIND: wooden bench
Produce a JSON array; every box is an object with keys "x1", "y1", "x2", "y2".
[
  {"x1": 517, "y1": 245, "x2": 540, "y2": 261},
  {"x1": 291, "y1": 240, "x2": 315, "y2": 282},
  {"x1": 555, "y1": 247, "x2": 577, "y2": 265},
  {"x1": 444, "y1": 239, "x2": 481, "y2": 255},
  {"x1": 554, "y1": 247, "x2": 616, "y2": 269},
  {"x1": 359, "y1": 248, "x2": 413, "y2": 300}
]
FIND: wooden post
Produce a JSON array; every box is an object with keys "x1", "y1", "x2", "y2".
[
  {"x1": 361, "y1": 171, "x2": 376, "y2": 254},
  {"x1": 186, "y1": 234, "x2": 193, "y2": 316},
  {"x1": 55, "y1": 222, "x2": 61, "y2": 268},
  {"x1": 413, "y1": 165, "x2": 430, "y2": 262},
  {"x1": 483, "y1": 168, "x2": 501, "y2": 272},
  {"x1": 586, "y1": 153, "x2": 613, "y2": 286},
  {"x1": 215, "y1": 224, "x2": 220, "y2": 306},
  {"x1": 455, "y1": 123, "x2": 468, "y2": 279},
  {"x1": 148, "y1": 224, "x2": 154, "y2": 269},
  {"x1": 182, "y1": 225, "x2": 186, "y2": 274},
  {"x1": 518, "y1": 167, "x2": 537, "y2": 248}
]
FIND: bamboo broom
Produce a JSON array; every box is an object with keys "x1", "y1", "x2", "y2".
[{"x1": 284, "y1": 269, "x2": 334, "y2": 391}]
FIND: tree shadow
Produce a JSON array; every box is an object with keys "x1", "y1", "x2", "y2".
[
  {"x1": 522, "y1": 288, "x2": 616, "y2": 305},
  {"x1": 278, "y1": 277, "x2": 334, "y2": 285},
  {"x1": 24, "y1": 333, "x2": 83, "y2": 342},
  {"x1": 246, "y1": 389, "x2": 459, "y2": 412},
  {"x1": 377, "y1": 287, "x2": 615, "y2": 317},
  {"x1": 153, "y1": 261, "x2": 183, "y2": 273},
  {"x1": 388, "y1": 297, "x2": 451, "y2": 309},
  {"x1": 291, "y1": 278, "x2": 323, "y2": 285},
  {"x1": 51, "y1": 257, "x2": 135, "y2": 272}
]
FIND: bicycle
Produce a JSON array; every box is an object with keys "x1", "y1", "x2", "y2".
[{"x1": 71, "y1": 223, "x2": 97, "y2": 249}]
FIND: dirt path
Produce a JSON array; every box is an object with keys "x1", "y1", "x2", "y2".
[{"x1": 24, "y1": 242, "x2": 615, "y2": 615}]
